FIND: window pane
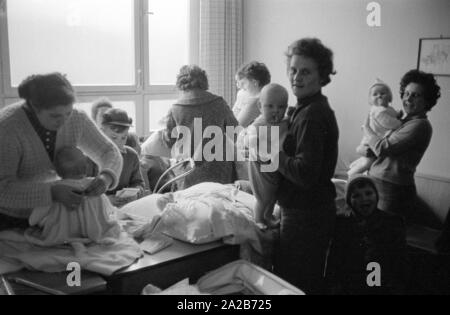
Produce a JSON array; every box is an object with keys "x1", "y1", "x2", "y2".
[
  {"x1": 7, "y1": 0, "x2": 135, "y2": 87},
  {"x1": 148, "y1": 0, "x2": 189, "y2": 85},
  {"x1": 148, "y1": 99, "x2": 175, "y2": 132},
  {"x1": 75, "y1": 100, "x2": 136, "y2": 133}
]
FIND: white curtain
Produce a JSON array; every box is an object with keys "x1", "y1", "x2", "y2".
[{"x1": 199, "y1": 0, "x2": 243, "y2": 107}]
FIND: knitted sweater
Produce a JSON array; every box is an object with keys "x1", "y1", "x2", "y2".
[
  {"x1": 168, "y1": 90, "x2": 238, "y2": 189},
  {"x1": 368, "y1": 114, "x2": 432, "y2": 186},
  {"x1": 0, "y1": 102, "x2": 123, "y2": 218}
]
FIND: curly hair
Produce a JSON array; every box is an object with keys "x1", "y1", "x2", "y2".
[
  {"x1": 285, "y1": 38, "x2": 336, "y2": 87},
  {"x1": 18, "y1": 72, "x2": 75, "y2": 110},
  {"x1": 236, "y1": 61, "x2": 271, "y2": 88},
  {"x1": 399, "y1": 69, "x2": 441, "y2": 111},
  {"x1": 176, "y1": 65, "x2": 209, "y2": 91},
  {"x1": 91, "y1": 97, "x2": 113, "y2": 121}
]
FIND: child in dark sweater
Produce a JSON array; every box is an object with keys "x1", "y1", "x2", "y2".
[{"x1": 327, "y1": 175, "x2": 407, "y2": 294}]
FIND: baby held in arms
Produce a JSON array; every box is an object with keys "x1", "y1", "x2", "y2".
[
  {"x1": 25, "y1": 147, "x2": 120, "y2": 247},
  {"x1": 246, "y1": 83, "x2": 289, "y2": 229},
  {"x1": 348, "y1": 79, "x2": 402, "y2": 177}
]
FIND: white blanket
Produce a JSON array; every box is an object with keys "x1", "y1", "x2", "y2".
[
  {"x1": 0, "y1": 179, "x2": 143, "y2": 276},
  {"x1": 0, "y1": 230, "x2": 142, "y2": 276},
  {"x1": 119, "y1": 183, "x2": 268, "y2": 255}
]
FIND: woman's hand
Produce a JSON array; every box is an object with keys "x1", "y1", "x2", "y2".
[
  {"x1": 263, "y1": 213, "x2": 280, "y2": 229},
  {"x1": 108, "y1": 195, "x2": 135, "y2": 208},
  {"x1": 51, "y1": 184, "x2": 84, "y2": 210},
  {"x1": 85, "y1": 173, "x2": 113, "y2": 197}
]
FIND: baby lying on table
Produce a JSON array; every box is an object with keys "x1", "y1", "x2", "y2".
[{"x1": 25, "y1": 146, "x2": 121, "y2": 247}]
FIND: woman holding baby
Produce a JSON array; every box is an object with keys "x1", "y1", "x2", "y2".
[
  {"x1": 363, "y1": 69, "x2": 441, "y2": 223},
  {"x1": 274, "y1": 38, "x2": 339, "y2": 295},
  {"x1": 0, "y1": 72, "x2": 123, "y2": 231}
]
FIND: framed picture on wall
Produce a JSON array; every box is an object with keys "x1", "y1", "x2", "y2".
[{"x1": 417, "y1": 38, "x2": 450, "y2": 76}]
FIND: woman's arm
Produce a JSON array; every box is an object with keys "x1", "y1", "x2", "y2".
[
  {"x1": 0, "y1": 132, "x2": 53, "y2": 211},
  {"x1": 364, "y1": 117, "x2": 432, "y2": 157},
  {"x1": 77, "y1": 112, "x2": 123, "y2": 190}
]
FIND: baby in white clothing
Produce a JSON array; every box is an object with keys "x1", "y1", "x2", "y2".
[
  {"x1": 25, "y1": 147, "x2": 120, "y2": 247},
  {"x1": 348, "y1": 80, "x2": 402, "y2": 177}
]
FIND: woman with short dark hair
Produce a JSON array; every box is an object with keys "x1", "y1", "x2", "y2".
[
  {"x1": 363, "y1": 69, "x2": 441, "y2": 222},
  {"x1": 0, "y1": 73, "x2": 122, "y2": 230},
  {"x1": 274, "y1": 38, "x2": 339, "y2": 294}
]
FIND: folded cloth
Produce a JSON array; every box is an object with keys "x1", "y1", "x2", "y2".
[
  {"x1": 0, "y1": 257, "x2": 24, "y2": 275},
  {"x1": 139, "y1": 233, "x2": 173, "y2": 255},
  {"x1": 0, "y1": 230, "x2": 142, "y2": 276},
  {"x1": 142, "y1": 278, "x2": 207, "y2": 295}
]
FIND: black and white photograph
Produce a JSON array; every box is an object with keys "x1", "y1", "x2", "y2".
[{"x1": 0, "y1": 0, "x2": 449, "y2": 298}]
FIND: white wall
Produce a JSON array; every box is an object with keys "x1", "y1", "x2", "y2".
[{"x1": 243, "y1": 0, "x2": 450, "y2": 179}]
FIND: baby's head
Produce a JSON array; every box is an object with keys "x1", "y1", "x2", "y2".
[
  {"x1": 55, "y1": 146, "x2": 88, "y2": 179},
  {"x1": 101, "y1": 108, "x2": 132, "y2": 152},
  {"x1": 259, "y1": 83, "x2": 289, "y2": 124},
  {"x1": 369, "y1": 80, "x2": 392, "y2": 108}
]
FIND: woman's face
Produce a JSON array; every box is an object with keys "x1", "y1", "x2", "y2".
[
  {"x1": 238, "y1": 77, "x2": 260, "y2": 95},
  {"x1": 288, "y1": 55, "x2": 322, "y2": 99},
  {"x1": 402, "y1": 83, "x2": 427, "y2": 116},
  {"x1": 35, "y1": 104, "x2": 73, "y2": 131},
  {"x1": 235, "y1": 75, "x2": 242, "y2": 89},
  {"x1": 350, "y1": 184, "x2": 378, "y2": 217}
]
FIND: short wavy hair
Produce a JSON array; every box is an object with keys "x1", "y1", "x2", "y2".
[
  {"x1": 236, "y1": 61, "x2": 271, "y2": 88},
  {"x1": 285, "y1": 38, "x2": 336, "y2": 87},
  {"x1": 176, "y1": 65, "x2": 209, "y2": 91},
  {"x1": 18, "y1": 72, "x2": 75, "y2": 110},
  {"x1": 399, "y1": 69, "x2": 441, "y2": 111}
]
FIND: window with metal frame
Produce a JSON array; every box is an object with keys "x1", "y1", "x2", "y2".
[{"x1": 0, "y1": 0, "x2": 199, "y2": 136}]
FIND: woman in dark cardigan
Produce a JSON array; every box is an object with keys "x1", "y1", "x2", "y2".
[
  {"x1": 274, "y1": 38, "x2": 339, "y2": 294},
  {"x1": 167, "y1": 65, "x2": 238, "y2": 189}
]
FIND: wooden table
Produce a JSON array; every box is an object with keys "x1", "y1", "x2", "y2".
[
  {"x1": 106, "y1": 240, "x2": 240, "y2": 294},
  {"x1": 3, "y1": 240, "x2": 239, "y2": 295}
]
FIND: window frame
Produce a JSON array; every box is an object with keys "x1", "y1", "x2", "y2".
[
  {"x1": 75, "y1": 94, "x2": 144, "y2": 135},
  {"x1": 142, "y1": 0, "x2": 199, "y2": 94},
  {"x1": 0, "y1": 0, "x2": 199, "y2": 136},
  {"x1": 0, "y1": 0, "x2": 142, "y2": 95}
]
